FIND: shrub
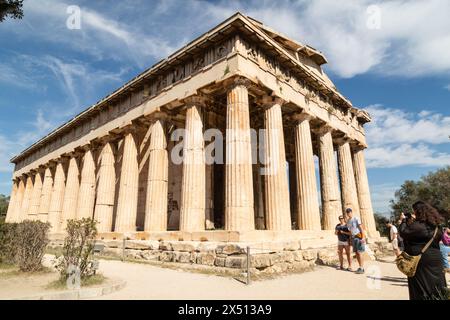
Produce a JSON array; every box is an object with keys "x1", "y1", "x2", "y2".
[
  {"x1": 14, "y1": 220, "x2": 50, "y2": 272},
  {"x1": 0, "y1": 221, "x2": 18, "y2": 264},
  {"x1": 56, "y1": 218, "x2": 98, "y2": 281}
]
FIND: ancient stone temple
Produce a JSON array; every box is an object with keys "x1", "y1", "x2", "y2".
[{"x1": 5, "y1": 13, "x2": 381, "y2": 264}]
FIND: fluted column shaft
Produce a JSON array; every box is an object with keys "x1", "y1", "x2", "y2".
[
  {"x1": 225, "y1": 80, "x2": 254, "y2": 231},
  {"x1": 262, "y1": 97, "x2": 291, "y2": 230},
  {"x1": 76, "y1": 148, "x2": 96, "y2": 219},
  {"x1": 38, "y1": 166, "x2": 53, "y2": 222},
  {"x1": 20, "y1": 175, "x2": 33, "y2": 220},
  {"x1": 5, "y1": 180, "x2": 18, "y2": 223},
  {"x1": 29, "y1": 170, "x2": 43, "y2": 220},
  {"x1": 14, "y1": 178, "x2": 26, "y2": 222},
  {"x1": 294, "y1": 114, "x2": 321, "y2": 230},
  {"x1": 337, "y1": 141, "x2": 360, "y2": 216},
  {"x1": 318, "y1": 128, "x2": 342, "y2": 230},
  {"x1": 145, "y1": 119, "x2": 169, "y2": 231},
  {"x1": 180, "y1": 99, "x2": 205, "y2": 231},
  {"x1": 61, "y1": 156, "x2": 80, "y2": 231},
  {"x1": 94, "y1": 142, "x2": 116, "y2": 233},
  {"x1": 115, "y1": 131, "x2": 139, "y2": 232},
  {"x1": 48, "y1": 161, "x2": 66, "y2": 233},
  {"x1": 353, "y1": 148, "x2": 378, "y2": 236}
]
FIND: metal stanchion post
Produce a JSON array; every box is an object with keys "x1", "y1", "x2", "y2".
[{"x1": 246, "y1": 246, "x2": 251, "y2": 285}]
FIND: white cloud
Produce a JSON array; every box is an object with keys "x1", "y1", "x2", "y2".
[{"x1": 364, "y1": 105, "x2": 450, "y2": 168}]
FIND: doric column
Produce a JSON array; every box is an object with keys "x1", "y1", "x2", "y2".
[
  {"x1": 28, "y1": 169, "x2": 43, "y2": 220},
  {"x1": 5, "y1": 179, "x2": 18, "y2": 223},
  {"x1": 337, "y1": 139, "x2": 360, "y2": 217},
  {"x1": 76, "y1": 147, "x2": 96, "y2": 219},
  {"x1": 60, "y1": 155, "x2": 80, "y2": 231},
  {"x1": 261, "y1": 96, "x2": 291, "y2": 230},
  {"x1": 20, "y1": 174, "x2": 33, "y2": 221},
  {"x1": 37, "y1": 166, "x2": 53, "y2": 222},
  {"x1": 294, "y1": 112, "x2": 321, "y2": 230},
  {"x1": 225, "y1": 78, "x2": 255, "y2": 231},
  {"x1": 353, "y1": 147, "x2": 378, "y2": 236},
  {"x1": 144, "y1": 118, "x2": 169, "y2": 232},
  {"x1": 94, "y1": 141, "x2": 116, "y2": 233},
  {"x1": 180, "y1": 96, "x2": 206, "y2": 232},
  {"x1": 115, "y1": 129, "x2": 139, "y2": 232},
  {"x1": 14, "y1": 178, "x2": 26, "y2": 222},
  {"x1": 318, "y1": 126, "x2": 342, "y2": 230},
  {"x1": 48, "y1": 159, "x2": 66, "y2": 233}
]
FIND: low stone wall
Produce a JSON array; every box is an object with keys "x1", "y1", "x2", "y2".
[{"x1": 48, "y1": 237, "x2": 391, "y2": 276}]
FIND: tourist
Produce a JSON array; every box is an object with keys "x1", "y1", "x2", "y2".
[
  {"x1": 335, "y1": 215, "x2": 352, "y2": 271},
  {"x1": 398, "y1": 201, "x2": 448, "y2": 300},
  {"x1": 345, "y1": 208, "x2": 366, "y2": 274},
  {"x1": 385, "y1": 220, "x2": 401, "y2": 256},
  {"x1": 440, "y1": 227, "x2": 450, "y2": 273}
]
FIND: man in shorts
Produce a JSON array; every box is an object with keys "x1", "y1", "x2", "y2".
[
  {"x1": 335, "y1": 215, "x2": 352, "y2": 271},
  {"x1": 346, "y1": 208, "x2": 366, "y2": 274}
]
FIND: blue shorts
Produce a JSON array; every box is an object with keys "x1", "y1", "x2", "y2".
[{"x1": 352, "y1": 237, "x2": 365, "y2": 253}]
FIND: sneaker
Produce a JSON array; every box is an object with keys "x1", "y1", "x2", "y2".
[
  {"x1": 346, "y1": 267, "x2": 353, "y2": 272},
  {"x1": 355, "y1": 268, "x2": 365, "y2": 274},
  {"x1": 336, "y1": 266, "x2": 344, "y2": 270}
]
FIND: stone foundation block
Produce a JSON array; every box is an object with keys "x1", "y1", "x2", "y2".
[
  {"x1": 225, "y1": 255, "x2": 247, "y2": 268},
  {"x1": 196, "y1": 252, "x2": 215, "y2": 266}
]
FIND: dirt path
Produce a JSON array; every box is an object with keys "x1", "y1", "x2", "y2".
[{"x1": 93, "y1": 256, "x2": 413, "y2": 300}]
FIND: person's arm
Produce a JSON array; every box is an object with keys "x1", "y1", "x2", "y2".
[
  {"x1": 335, "y1": 227, "x2": 339, "y2": 236},
  {"x1": 358, "y1": 223, "x2": 366, "y2": 241}
]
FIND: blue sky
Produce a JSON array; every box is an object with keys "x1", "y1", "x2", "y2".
[{"x1": 0, "y1": 0, "x2": 449, "y2": 215}]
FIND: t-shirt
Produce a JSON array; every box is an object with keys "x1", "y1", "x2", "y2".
[
  {"x1": 347, "y1": 217, "x2": 362, "y2": 236},
  {"x1": 335, "y1": 224, "x2": 350, "y2": 242},
  {"x1": 389, "y1": 225, "x2": 398, "y2": 242}
]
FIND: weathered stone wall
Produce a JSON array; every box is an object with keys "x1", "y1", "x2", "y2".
[{"x1": 48, "y1": 238, "x2": 391, "y2": 276}]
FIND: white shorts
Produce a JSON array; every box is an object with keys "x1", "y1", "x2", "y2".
[
  {"x1": 392, "y1": 238, "x2": 399, "y2": 250},
  {"x1": 338, "y1": 240, "x2": 349, "y2": 246}
]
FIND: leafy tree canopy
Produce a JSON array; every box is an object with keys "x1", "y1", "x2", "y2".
[
  {"x1": 0, "y1": 0, "x2": 23, "y2": 22},
  {"x1": 390, "y1": 166, "x2": 450, "y2": 225},
  {"x1": 0, "y1": 194, "x2": 10, "y2": 215}
]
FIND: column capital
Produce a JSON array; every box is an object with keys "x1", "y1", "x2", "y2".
[
  {"x1": 292, "y1": 111, "x2": 314, "y2": 123},
  {"x1": 224, "y1": 76, "x2": 252, "y2": 92},
  {"x1": 314, "y1": 123, "x2": 334, "y2": 136},
  {"x1": 259, "y1": 94, "x2": 285, "y2": 109},
  {"x1": 335, "y1": 134, "x2": 352, "y2": 146},
  {"x1": 183, "y1": 94, "x2": 210, "y2": 108}
]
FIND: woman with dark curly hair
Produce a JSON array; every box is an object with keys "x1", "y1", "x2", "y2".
[{"x1": 399, "y1": 201, "x2": 448, "y2": 300}]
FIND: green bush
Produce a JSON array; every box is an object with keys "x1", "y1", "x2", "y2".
[
  {"x1": 0, "y1": 221, "x2": 18, "y2": 264},
  {"x1": 56, "y1": 218, "x2": 98, "y2": 281},
  {"x1": 14, "y1": 220, "x2": 50, "y2": 272}
]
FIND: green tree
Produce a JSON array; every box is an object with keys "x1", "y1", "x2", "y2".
[
  {"x1": 374, "y1": 213, "x2": 389, "y2": 237},
  {"x1": 0, "y1": 0, "x2": 23, "y2": 22},
  {"x1": 390, "y1": 166, "x2": 450, "y2": 225},
  {"x1": 0, "y1": 194, "x2": 9, "y2": 217}
]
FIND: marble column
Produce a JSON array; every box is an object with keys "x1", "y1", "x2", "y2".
[
  {"x1": 61, "y1": 155, "x2": 80, "y2": 231},
  {"x1": 294, "y1": 113, "x2": 321, "y2": 231},
  {"x1": 115, "y1": 130, "x2": 139, "y2": 233},
  {"x1": 337, "y1": 140, "x2": 360, "y2": 217},
  {"x1": 76, "y1": 148, "x2": 96, "y2": 219},
  {"x1": 94, "y1": 142, "x2": 116, "y2": 233},
  {"x1": 14, "y1": 178, "x2": 26, "y2": 222},
  {"x1": 38, "y1": 166, "x2": 53, "y2": 222},
  {"x1": 28, "y1": 169, "x2": 43, "y2": 220},
  {"x1": 144, "y1": 118, "x2": 169, "y2": 232},
  {"x1": 318, "y1": 126, "x2": 342, "y2": 230},
  {"x1": 5, "y1": 180, "x2": 18, "y2": 223},
  {"x1": 180, "y1": 97, "x2": 206, "y2": 232},
  {"x1": 225, "y1": 78, "x2": 255, "y2": 231},
  {"x1": 20, "y1": 174, "x2": 33, "y2": 221},
  {"x1": 353, "y1": 147, "x2": 378, "y2": 236},
  {"x1": 48, "y1": 160, "x2": 66, "y2": 233},
  {"x1": 262, "y1": 96, "x2": 291, "y2": 230}
]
